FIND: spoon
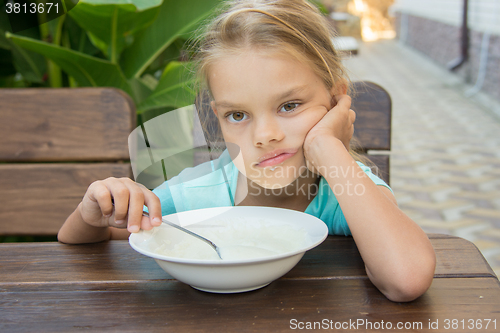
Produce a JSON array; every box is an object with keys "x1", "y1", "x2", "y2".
[
  {"x1": 142, "y1": 210, "x2": 222, "y2": 259},
  {"x1": 111, "y1": 199, "x2": 222, "y2": 259}
]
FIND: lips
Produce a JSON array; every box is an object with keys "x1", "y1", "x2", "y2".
[{"x1": 257, "y1": 149, "x2": 298, "y2": 168}]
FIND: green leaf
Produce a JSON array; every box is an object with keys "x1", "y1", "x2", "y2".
[
  {"x1": 6, "y1": 32, "x2": 132, "y2": 95},
  {"x1": 128, "y1": 76, "x2": 153, "y2": 104},
  {"x1": 81, "y1": 0, "x2": 162, "y2": 11},
  {"x1": 0, "y1": 29, "x2": 10, "y2": 50},
  {"x1": 137, "y1": 105, "x2": 176, "y2": 126},
  {"x1": 310, "y1": 0, "x2": 329, "y2": 14},
  {"x1": 143, "y1": 38, "x2": 185, "y2": 76},
  {"x1": 0, "y1": 48, "x2": 16, "y2": 77},
  {"x1": 140, "y1": 73, "x2": 158, "y2": 90},
  {"x1": 0, "y1": 11, "x2": 46, "y2": 83},
  {"x1": 68, "y1": 0, "x2": 161, "y2": 62},
  {"x1": 64, "y1": 14, "x2": 100, "y2": 55},
  {"x1": 9, "y1": 41, "x2": 46, "y2": 82},
  {"x1": 137, "y1": 61, "x2": 195, "y2": 113},
  {"x1": 120, "y1": 0, "x2": 222, "y2": 79},
  {"x1": 86, "y1": 31, "x2": 109, "y2": 56}
]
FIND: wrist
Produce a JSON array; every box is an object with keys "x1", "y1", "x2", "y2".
[
  {"x1": 58, "y1": 203, "x2": 110, "y2": 244},
  {"x1": 305, "y1": 135, "x2": 345, "y2": 166}
]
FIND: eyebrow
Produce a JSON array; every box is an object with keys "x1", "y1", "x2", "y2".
[{"x1": 214, "y1": 85, "x2": 310, "y2": 110}]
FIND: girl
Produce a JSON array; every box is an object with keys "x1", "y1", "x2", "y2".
[{"x1": 58, "y1": 0, "x2": 436, "y2": 302}]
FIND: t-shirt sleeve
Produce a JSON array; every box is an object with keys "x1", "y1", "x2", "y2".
[{"x1": 356, "y1": 161, "x2": 393, "y2": 193}]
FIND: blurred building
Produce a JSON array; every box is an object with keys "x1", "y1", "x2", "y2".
[
  {"x1": 392, "y1": 0, "x2": 500, "y2": 102},
  {"x1": 324, "y1": 0, "x2": 395, "y2": 41}
]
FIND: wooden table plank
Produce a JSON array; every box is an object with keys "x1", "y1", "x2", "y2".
[
  {"x1": 0, "y1": 235, "x2": 495, "y2": 288},
  {"x1": 432, "y1": 236, "x2": 497, "y2": 278},
  {"x1": 1, "y1": 278, "x2": 498, "y2": 332},
  {"x1": 0, "y1": 241, "x2": 169, "y2": 284},
  {"x1": 1, "y1": 234, "x2": 498, "y2": 332}
]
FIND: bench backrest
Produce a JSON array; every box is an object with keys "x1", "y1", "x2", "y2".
[
  {"x1": 0, "y1": 88, "x2": 135, "y2": 236},
  {"x1": 350, "y1": 81, "x2": 392, "y2": 184}
]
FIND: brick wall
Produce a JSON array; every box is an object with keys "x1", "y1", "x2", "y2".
[
  {"x1": 392, "y1": 0, "x2": 500, "y2": 35},
  {"x1": 394, "y1": 12, "x2": 500, "y2": 101}
]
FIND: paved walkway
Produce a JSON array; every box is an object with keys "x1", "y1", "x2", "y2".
[{"x1": 343, "y1": 40, "x2": 500, "y2": 278}]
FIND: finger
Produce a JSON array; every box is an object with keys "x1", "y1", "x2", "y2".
[
  {"x1": 88, "y1": 181, "x2": 114, "y2": 217},
  {"x1": 124, "y1": 180, "x2": 162, "y2": 231},
  {"x1": 349, "y1": 109, "x2": 356, "y2": 124},
  {"x1": 123, "y1": 181, "x2": 146, "y2": 233},
  {"x1": 105, "y1": 179, "x2": 130, "y2": 226},
  {"x1": 143, "y1": 190, "x2": 162, "y2": 227},
  {"x1": 140, "y1": 215, "x2": 154, "y2": 231},
  {"x1": 332, "y1": 94, "x2": 351, "y2": 111}
]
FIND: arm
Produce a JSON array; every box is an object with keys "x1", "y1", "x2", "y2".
[
  {"x1": 58, "y1": 177, "x2": 163, "y2": 244},
  {"x1": 311, "y1": 138, "x2": 435, "y2": 302},
  {"x1": 304, "y1": 96, "x2": 436, "y2": 302},
  {"x1": 58, "y1": 202, "x2": 112, "y2": 244}
]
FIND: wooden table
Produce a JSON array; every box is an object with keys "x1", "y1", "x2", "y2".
[{"x1": 1, "y1": 234, "x2": 499, "y2": 332}]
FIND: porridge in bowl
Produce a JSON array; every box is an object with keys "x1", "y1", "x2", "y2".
[{"x1": 129, "y1": 206, "x2": 328, "y2": 293}]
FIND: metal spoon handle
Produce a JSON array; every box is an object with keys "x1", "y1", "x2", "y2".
[{"x1": 142, "y1": 211, "x2": 221, "y2": 259}]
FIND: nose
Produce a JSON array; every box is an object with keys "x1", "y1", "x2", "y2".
[{"x1": 253, "y1": 114, "x2": 285, "y2": 146}]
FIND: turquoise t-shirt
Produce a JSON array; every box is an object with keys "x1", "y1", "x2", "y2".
[{"x1": 152, "y1": 150, "x2": 391, "y2": 236}]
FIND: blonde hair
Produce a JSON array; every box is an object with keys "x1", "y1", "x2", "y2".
[
  {"x1": 195, "y1": 0, "x2": 348, "y2": 91},
  {"x1": 192, "y1": 0, "x2": 366, "y2": 162}
]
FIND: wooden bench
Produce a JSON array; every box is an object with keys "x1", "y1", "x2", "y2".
[
  {"x1": 0, "y1": 88, "x2": 135, "y2": 237},
  {"x1": 195, "y1": 80, "x2": 392, "y2": 184},
  {"x1": 350, "y1": 81, "x2": 391, "y2": 184}
]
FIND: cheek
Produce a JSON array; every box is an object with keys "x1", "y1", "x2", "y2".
[
  {"x1": 220, "y1": 126, "x2": 246, "y2": 147},
  {"x1": 221, "y1": 127, "x2": 252, "y2": 167},
  {"x1": 218, "y1": 122, "x2": 236, "y2": 142}
]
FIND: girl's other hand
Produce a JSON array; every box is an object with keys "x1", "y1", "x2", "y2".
[{"x1": 80, "y1": 177, "x2": 162, "y2": 233}]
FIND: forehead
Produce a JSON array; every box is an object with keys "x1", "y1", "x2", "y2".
[{"x1": 208, "y1": 49, "x2": 323, "y2": 104}]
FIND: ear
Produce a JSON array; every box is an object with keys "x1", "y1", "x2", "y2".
[
  {"x1": 329, "y1": 79, "x2": 348, "y2": 107},
  {"x1": 330, "y1": 79, "x2": 348, "y2": 96},
  {"x1": 210, "y1": 100, "x2": 219, "y2": 117}
]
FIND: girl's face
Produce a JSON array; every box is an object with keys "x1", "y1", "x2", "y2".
[{"x1": 209, "y1": 49, "x2": 334, "y2": 188}]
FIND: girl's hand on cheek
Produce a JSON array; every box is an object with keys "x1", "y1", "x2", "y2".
[{"x1": 303, "y1": 95, "x2": 355, "y2": 173}]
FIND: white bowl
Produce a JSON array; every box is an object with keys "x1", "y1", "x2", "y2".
[{"x1": 129, "y1": 206, "x2": 328, "y2": 293}]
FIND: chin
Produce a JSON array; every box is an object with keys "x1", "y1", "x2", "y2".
[
  {"x1": 254, "y1": 178, "x2": 295, "y2": 189},
  {"x1": 249, "y1": 165, "x2": 303, "y2": 189}
]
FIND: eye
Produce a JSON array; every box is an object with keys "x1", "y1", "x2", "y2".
[
  {"x1": 280, "y1": 102, "x2": 299, "y2": 113},
  {"x1": 227, "y1": 112, "x2": 248, "y2": 123}
]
